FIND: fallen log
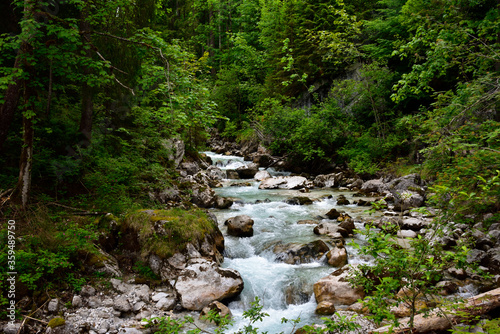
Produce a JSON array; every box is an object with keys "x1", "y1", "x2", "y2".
[{"x1": 371, "y1": 287, "x2": 500, "y2": 333}]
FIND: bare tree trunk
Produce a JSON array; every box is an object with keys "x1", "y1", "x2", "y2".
[
  {"x1": 11, "y1": 0, "x2": 38, "y2": 209},
  {"x1": 12, "y1": 114, "x2": 34, "y2": 209}
]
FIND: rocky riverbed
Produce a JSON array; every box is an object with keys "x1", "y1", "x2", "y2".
[{"x1": 4, "y1": 138, "x2": 499, "y2": 334}]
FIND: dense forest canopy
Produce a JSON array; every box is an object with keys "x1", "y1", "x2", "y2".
[{"x1": 0, "y1": 0, "x2": 498, "y2": 213}]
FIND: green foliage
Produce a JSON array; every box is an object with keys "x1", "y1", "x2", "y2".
[
  {"x1": 349, "y1": 220, "x2": 473, "y2": 330},
  {"x1": 143, "y1": 295, "x2": 367, "y2": 334},
  {"x1": 428, "y1": 170, "x2": 500, "y2": 225},
  {"x1": 66, "y1": 273, "x2": 87, "y2": 292},
  {"x1": 133, "y1": 260, "x2": 160, "y2": 280},
  {"x1": 239, "y1": 296, "x2": 270, "y2": 333},
  {"x1": 143, "y1": 296, "x2": 270, "y2": 334},
  {"x1": 302, "y1": 314, "x2": 361, "y2": 333},
  {"x1": 259, "y1": 100, "x2": 347, "y2": 165},
  {"x1": 450, "y1": 318, "x2": 500, "y2": 334},
  {"x1": 0, "y1": 207, "x2": 100, "y2": 304}
]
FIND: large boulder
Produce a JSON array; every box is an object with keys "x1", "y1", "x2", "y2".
[
  {"x1": 387, "y1": 173, "x2": 425, "y2": 196},
  {"x1": 180, "y1": 161, "x2": 200, "y2": 175},
  {"x1": 259, "y1": 176, "x2": 311, "y2": 190},
  {"x1": 174, "y1": 259, "x2": 244, "y2": 310},
  {"x1": 273, "y1": 240, "x2": 330, "y2": 264},
  {"x1": 400, "y1": 217, "x2": 430, "y2": 231},
  {"x1": 226, "y1": 170, "x2": 240, "y2": 179},
  {"x1": 191, "y1": 184, "x2": 217, "y2": 208},
  {"x1": 393, "y1": 191, "x2": 425, "y2": 211},
  {"x1": 83, "y1": 248, "x2": 122, "y2": 278},
  {"x1": 361, "y1": 179, "x2": 388, "y2": 194},
  {"x1": 207, "y1": 166, "x2": 226, "y2": 180},
  {"x1": 313, "y1": 266, "x2": 365, "y2": 309},
  {"x1": 253, "y1": 153, "x2": 275, "y2": 167},
  {"x1": 215, "y1": 196, "x2": 233, "y2": 209},
  {"x1": 115, "y1": 210, "x2": 225, "y2": 281},
  {"x1": 240, "y1": 140, "x2": 259, "y2": 156},
  {"x1": 192, "y1": 170, "x2": 223, "y2": 188},
  {"x1": 236, "y1": 163, "x2": 259, "y2": 179},
  {"x1": 162, "y1": 137, "x2": 185, "y2": 168},
  {"x1": 486, "y1": 247, "x2": 500, "y2": 274},
  {"x1": 149, "y1": 187, "x2": 181, "y2": 204},
  {"x1": 254, "y1": 170, "x2": 272, "y2": 181},
  {"x1": 339, "y1": 218, "x2": 355, "y2": 235},
  {"x1": 313, "y1": 173, "x2": 346, "y2": 188},
  {"x1": 224, "y1": 215, "x2": 255, "y2": 237},
  {"x1": 314, "y1": 222, "x2": 349, "y2": 238},
  {"x1": 387, "y1": 174, "x2": 426, "y2": 210},
  {"x1": 326, "y1": 246, "x2": 348, "y2": 267}
]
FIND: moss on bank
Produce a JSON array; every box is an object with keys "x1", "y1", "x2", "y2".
[{"x1": 121, "y1": 208, "x2": 217, "y2": 258}]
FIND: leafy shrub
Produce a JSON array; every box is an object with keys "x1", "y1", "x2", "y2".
[
  {"x1": 260, "y1": 101, "x2": 347, "y2": 165},
  {"x1": 133, "y1": 260, "x2": 160, "y2": 280},
  {"x1": 0, "y1": 207, "x2": 100, "y2": 310}
]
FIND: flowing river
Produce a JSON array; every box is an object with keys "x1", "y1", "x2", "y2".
[{"x1": 203, "y1": 152, "x2": 381, "y2": 333}]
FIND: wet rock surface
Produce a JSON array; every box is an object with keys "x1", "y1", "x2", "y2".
[
  {"x1": 313, "y1": 266, "x2": 366, "y2": 313},
  {"x1": 272, "y1": 240, "x2": 330, "y2": 264},
  {"x1": 258, "y1": 176, "x2": 312, "y2": 189},
  {"x1": 224, "y1": 215, "x2": 255, "y2": 237}
]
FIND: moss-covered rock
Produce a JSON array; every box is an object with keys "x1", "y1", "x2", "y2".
[
  {"x1": 48, "y1": 317, "x2": 66, "y2": 328},
  {"x1": 121, "y1": 208, "x2": 222, "y2": 259},
  {"x1": 81, "y1": 248, "x2": 122, "y2": 277}
]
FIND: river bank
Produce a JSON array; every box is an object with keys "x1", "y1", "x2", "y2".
[{"x1": 2, "y1": 138, "x2": 499, "y2": 334}]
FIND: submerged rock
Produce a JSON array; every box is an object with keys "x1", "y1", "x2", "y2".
[
  {"x1": 284, "y1": 196, "x2": 313, "y2": 205},
  {"x1": 336, "y1": 194, "x2": 350, "y2": 205},
  {"x1": 297, "y1": 219, "x2": 319, "y2": 225},
  {"x1": 273, "y1": 240, "x2": 329, "y2": 264}
]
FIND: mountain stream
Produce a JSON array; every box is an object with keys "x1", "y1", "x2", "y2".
[
  {"x1": 202, "y1": 152, "x2": 479, "y2": 333},
  {"x1": 203, "y1": 152, "x2": 380, "y2": 333}
]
